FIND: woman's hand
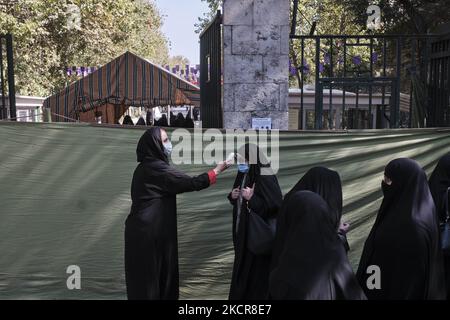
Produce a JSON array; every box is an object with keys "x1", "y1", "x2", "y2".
[
  {"x1": 230, "y1": 188, "x2": 240, "y2": 200},
  {"x1": 242, "y1": 183, "x2": 255, "y2": 201},
  {"x1": 339, "y1": 221, "x2": 350, "y2": 234},
  {"x1": 214, "y1": 161, "x2": 231, "y2": 175}
]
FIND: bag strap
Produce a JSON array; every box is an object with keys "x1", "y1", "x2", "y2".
[{"x1": 235, "y1": 174, "x2": 248, "y2": 234}]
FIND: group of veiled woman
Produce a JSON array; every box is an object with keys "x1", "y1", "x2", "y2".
[
  {"x1": 230, "y1": 147, "x2": 450, "y2": 300},
  {"x1": 125, "y1": 127, "x2": 450, "y2": 300},
  {"x1": 122, "y1": 110, "x2": 196, "y2": 128}
]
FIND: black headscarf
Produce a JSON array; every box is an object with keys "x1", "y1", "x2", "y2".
[
  {"x1": 228, "y1": 143, "x2": 283, "y2": 299},
  {"x1": 269, "y1": 191, "x2": 366, "y2": 300},
  {"x1": 193, "y1": 107, "x2": 200, "y2": 121},
  {"x1": 230, "y1": 144, "x2": 280, "y2": 212},
  {"x1": 230, "y1": 144, "x2": 282, "y2": 227},
  {"x1": 169, "y1": 112, "x2": 176, "y2": 127},
  {"x1": 356, "y1": 158, "x2": 446, "y2": 300},
  {"x1": 136, "y1": 127, "x2": 168, "y2": 164},
  {"x1": 146, "y1": 110, "x2": 153, "y2": 126},
  {"x1": 159, "y1": 114, "x2": 168, "y2": 127},
  {"x1": 136, "y1": 117, "x2": 146, "y2": 126},
  {"x1": 284, "y1": 167, "x2": 342, "y2": 230},
  {"x1": 429, "y1": 153, "x2": 450, "y2": 223},
  {"x1": 185, "y1": 113, "x2": 194, "y2": 128},
  {"x1": 175, "y1": 113, "x2": 185, "y2": 128},
  {"x1": 123, "y1": 115, "x2": 134, "y2": 125},
  {"x1": 272, "y1": 167, "x2": 346, "y2": 269}
]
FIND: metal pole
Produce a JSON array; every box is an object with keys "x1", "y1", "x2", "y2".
[
  {"x1": 315, "y1": 37, "x2": 322, "y2": 129},
  {"x1": 410, "y1": 38, "x2": 416, "y2": 128},
  {"x1": 342, "y1": 38, "x2": 347, "y2": 129},
  {"x1": 329, "y1": 38, "x2": 333, "y2": 129},
  {"x1": 381, "y1": 38, "x2": 387, "y2": 128},
  {"x1": 393, "y1": 37, "x2": 402, "y2": 128},
  {"x1": 0, "y1": 36, "x2": 6, "y2": 120},
  {"x1": 369, "y1": 38, "x2": 374, "y2": 129},
  {"x1": 300, "y1": 38, "x2": 304, "y2": 129},
  {"x1": 6, "y1": 34, "x2": 16, "y2": 120},
  {"x1": 447, "y1": 41, "x2": 450, "y2": 127}
]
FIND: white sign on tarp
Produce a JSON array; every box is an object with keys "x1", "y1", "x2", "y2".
[{"x1": 251, "y1": 118, "x2": 272, "y2": 130}]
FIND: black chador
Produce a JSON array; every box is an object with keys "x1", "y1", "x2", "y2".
[
  {"x1": 429, "y1": 153, "x2": 450, "y2": 299},
  {"x1": 228, "y1": 144, "x2": 283, "y2": 300},
  {"x1": 357, "y1": 158, "x2": 446, "y2": 300},
  {"x1": 269, "y1": 191, "x2": 366, "y2": 300},
  {"x1": 125, "y1": 127, "x2": 213, "y2": 300}
]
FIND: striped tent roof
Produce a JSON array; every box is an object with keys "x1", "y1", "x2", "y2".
[{"x1": 44, "y1": 51, "x2": 200, "y2": 122}]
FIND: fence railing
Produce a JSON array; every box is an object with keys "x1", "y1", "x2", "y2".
[
  {"x1": 428, "y1": 30, "x2": 450, "y2": 127},
  {"x1": 289, "y1": 34, "x2": 439, "y2": 130}
]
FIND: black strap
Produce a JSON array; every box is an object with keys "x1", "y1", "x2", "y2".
[
  {"x1": 235, "y1": 174, "x2": 247, "y2": 234},
  {"x1": 445, "y1": 187, "x2": 450, "y2": 223}
]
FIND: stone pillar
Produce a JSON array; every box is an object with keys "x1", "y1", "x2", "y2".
[{"x1": 222, "y1": 0, "x2": 289, "y2": 130}]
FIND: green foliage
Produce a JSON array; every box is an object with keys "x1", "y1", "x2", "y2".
[
  {"x1": 168, "y1": 55, "x2": 190, "y2": 67},
  {"x1": 0, "y1": 0, "x2": 170, "y2": 96},
  {"x1": 194, "y1": 0, "x2": 222, "y2": 34},
  {"x1": 289, "y1": 0, "x2": 370, "y2": 88}
]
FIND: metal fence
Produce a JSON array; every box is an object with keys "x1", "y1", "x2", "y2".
[
  {"x1": 199, "y1": 11, "x2": 222, "y2": 128},
  {"x1": 288, "y1": 0, "x2": 448, "y2": 130},
  {"x1": 289, "y1": 34, "x2": 438, "y2": 130},
  {"x1": 428, "y1": 30, "x2": 450, "y2": 127}
]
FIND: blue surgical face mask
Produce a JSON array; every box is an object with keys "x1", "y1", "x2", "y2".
[
  {"x1": 238, "y1": 163, "x2": 249, "y2": 173},
  {"x1": 163, "y1": 141, "x2": 173, "y2": 156}
]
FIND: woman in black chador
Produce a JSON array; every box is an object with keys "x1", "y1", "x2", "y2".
[
  {"x1": 429, "y1": 153, "x2": 450, "y2": 299},
  {"x1": 228, "y1": 144, "x2": 283, "y2": 300},
  {"x1": 184, "y1": 113, "x2": 194, "y2": 128},
  {"x1": 122, "y1": 115, "x2": 134, "y2": 125},
  {"x1": 357, "y1": 158, "x2": 446, "y2": 300},
  {"x1": 173, "y1": 112, "x2": 185, "y2": 128},
  {"x1": 274, "y1": 167, "x2": 350, "y2": 258},
  {"x1": 125, "y1": 127, "x2": 229, "y2": 300},
  {"x1": 136, "y1": 117, "x2": 146, "y2": 126},
  {"x1": 157, "y1": 114, "x2": 168, "y2": 127},
  {"x1": 269, "y1": 191, "x2": 366, "y2": 300}
]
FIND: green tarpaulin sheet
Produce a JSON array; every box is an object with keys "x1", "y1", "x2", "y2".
[{"x1": 0, "y1": 122, "x2": 449, "y2": 299}]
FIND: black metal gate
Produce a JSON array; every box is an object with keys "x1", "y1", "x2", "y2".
[
  {"x1": 428, "y1": 30, "x2": 450, "y2": 127},
  {"x1": 289, "y1": 34, "x2": 436, "y2": 130},
  {"x1": 288, "y1": 0, "x2": 441, "y2": 130},
  {"x1": 200, "y1": 11, "x2": 222, "y2": 128},
  {"x1": 0, "y1": 34, "x2": 16, "y2": 120}
]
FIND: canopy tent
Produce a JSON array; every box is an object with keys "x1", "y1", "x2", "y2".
[{"x1": 43, "y1": 51, "x2": 200, "y2": 123}]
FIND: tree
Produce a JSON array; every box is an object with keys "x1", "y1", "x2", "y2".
[
  {"x1": 0, "y1": 0, "x2": 170, "y2": 97},
  {"x1": 195, "y1": 0, "x2": 222, "y2": 34},
  {"x1": 168, "y1": 55, "x2": 190, "y2": 68},
  {"x1": 289, "y1": 0, "x2": 368, "y2": 88}
]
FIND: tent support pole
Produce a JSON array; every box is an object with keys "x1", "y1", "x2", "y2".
[
  {"x1": 168, "y1": 105, "x2": 171, "y2": 126},
  {"x1": 43, "y1": 107, "x2": 52, "y2": 123}
]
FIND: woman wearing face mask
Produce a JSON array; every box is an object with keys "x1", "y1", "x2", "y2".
[
  {"x1": 271, "y1": 166, "x2": 350, "y2": 277},
  {"x1": 125, "y1": 127, "x2": 230, "y2": 300},
  {"x1": 356, "y1": 158, "x2": 446, "y2": 300},
  {"x1": 269, "y1": 191, "x2": 366, "y2": 300},
  {"x1": 228, "y1": 143, "x2": 283, "y2": 300},
  {"x1": 429, "y1": 153, "x2": 450, "y2": 299}
]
